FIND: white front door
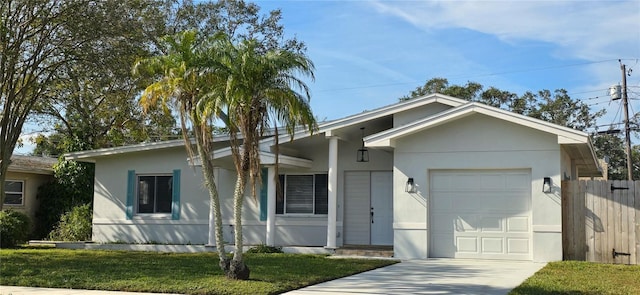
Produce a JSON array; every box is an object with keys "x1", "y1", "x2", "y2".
[
  {"x1": 344, "y1": 171, "x2": 393, "y2": 245},
  {"x1": 371, "y1": 171, "x2": 393, "y2": 245}
]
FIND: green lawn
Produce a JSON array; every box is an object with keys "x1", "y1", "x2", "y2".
[
  {"x1": 0, "y1": 248, "x2": 397, "y2": 295},
  {"x1": 510, "y1": 261, "x2": 640, "y2": 295}
]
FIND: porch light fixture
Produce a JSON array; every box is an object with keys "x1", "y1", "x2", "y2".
[
  {"x1": 542, "y1": 177, "x2": 552, "y2": 193},
  {"x1": 405, "y1": 177, "x2": 416, "y2": 193},
  {"x1": 356, "y1": 127, "x2": 369, "y2": 162}
]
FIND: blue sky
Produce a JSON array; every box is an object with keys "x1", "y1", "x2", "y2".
[
  {"x1": 16, "y1": 0, "x2": 640, "y2": 154},
  {"x1": 255, "y1": 0, "x2": 640, "y2": 122}
]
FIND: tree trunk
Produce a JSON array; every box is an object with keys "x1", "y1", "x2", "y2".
[
  {"x1": 192, "y1": 126, "x2": 229, "y2": 273},
  {"x1": 0, "y1": 155, "x2": 11, "y2": 210},
  {"x1": 227, "y1": 169, "x2": 249, "y2": 280}
]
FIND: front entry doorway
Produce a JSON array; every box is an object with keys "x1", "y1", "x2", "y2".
[{"x1": 344, "y1": 171, "x2": 393, "y2": 245}]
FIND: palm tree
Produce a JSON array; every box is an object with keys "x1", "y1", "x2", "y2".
[
  {"x1": 132, "y1": 31, "x2": 231, "y2": 273},
  {"x1": 201, "y1": 36, "x2": 316, "y2": 279}
]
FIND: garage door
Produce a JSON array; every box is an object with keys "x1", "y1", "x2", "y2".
[{"x1": 430, "y1": 170, "x2": 531, "y2": 260}]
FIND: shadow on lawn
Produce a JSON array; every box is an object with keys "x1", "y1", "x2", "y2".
[{"x1": 510, "y1": 286, "x2": 604, "y2": 295}]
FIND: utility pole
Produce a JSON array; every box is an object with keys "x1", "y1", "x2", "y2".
[{"x1": 621, "y1": 62, "x2": 632, "y2": 180}]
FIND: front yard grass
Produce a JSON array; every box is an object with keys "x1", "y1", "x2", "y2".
[
  {"x1": 0, "y1": 248, "x2": 397, "y2": 295},
  {"x1": 510, "y1": 260, "x2": 640, "y2": 295}
]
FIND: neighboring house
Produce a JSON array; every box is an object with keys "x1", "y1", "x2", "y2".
[
  {"x1": 65, "y1": 93, "x2": 602, "y2": 262},
  {"x1": 4, "y1": 155, "x2": 57, "y2": 222}
]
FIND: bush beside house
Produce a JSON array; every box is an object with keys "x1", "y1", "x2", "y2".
[{"x1": 0, "y1": 210, "x2": 31, "y2": 248}]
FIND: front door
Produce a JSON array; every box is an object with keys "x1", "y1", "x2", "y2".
[
  {"x1": 370, "y1": 171, "x2": 393, "y2": 245},
  {"x1": 344, "y1": 171, "x2": 393, "y2": 245}
]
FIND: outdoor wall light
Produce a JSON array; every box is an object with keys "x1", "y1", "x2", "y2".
[
  {"x1": 405, "y1": 177, "x2": 416, "y2": 193},
  {"x1": 543, "y1": 177, "x2": 552, "y2": 193},
  {"x1": 356, "y1": 127, "x2": 369, "y2": 162}
]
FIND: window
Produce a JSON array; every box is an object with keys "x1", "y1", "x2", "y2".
[
  {"x1": 276, "y1": 174, "x2": 328, "y2": 215},
  {"x1": 4, "y1": 180, "x2": 24, "y2": 206},
  {"x1": 137, "y1": 175, "x2": 173, "y2": 214}
]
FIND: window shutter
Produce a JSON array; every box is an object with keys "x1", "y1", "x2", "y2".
[
  {"x1": 126, "y1": 170, "x2": 135, "y2": 220},
  {"x1": 171, "y1": 169, "x2": 181, "y2": 220},
  {"x1": 259, "y1": 168, "x2": 268, "y2": 221}
]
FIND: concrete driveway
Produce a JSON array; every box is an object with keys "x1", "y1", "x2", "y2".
[{"x1": 284, "y1": 258, "x2": 545, "y2": 295}]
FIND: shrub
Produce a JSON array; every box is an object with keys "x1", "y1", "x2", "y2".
[
  {"x1": 247, "y1": 244, "x2": 283, "y2": 253},
  {"x1": 0, "y1": 209, "x2": 31, "y2": 248},
  {"x1": 34, "y1": 158, "x2": 94, "y2": 239},
  {"x1": 48, "y1": 204, "x2": 92, "y2": 241}
]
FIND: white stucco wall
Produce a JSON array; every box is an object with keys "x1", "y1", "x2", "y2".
[
  {"x1": 392, "y1": 114, "x2": 563, "y2": 262},
  {"x1": 92, "y1": 147, "x2": 209, "y2": 244}
]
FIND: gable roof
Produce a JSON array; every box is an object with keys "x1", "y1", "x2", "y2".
[
  {"x1": 364, "y1": 101, "x2": 602, "y2": 176},
  {"x1": 365, "y1": 102, "x2": 590, "y2": 147},
  {"x1": 263, "y1": 93, "x2": 467, "y2": 144}
]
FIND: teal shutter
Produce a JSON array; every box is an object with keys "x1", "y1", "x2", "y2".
[
  {"x1": 259, "y1": 168, "x2": 268, "y2": 221},
  {"x1": 126, "y1": 170, "x2": 135, "y2": 220},
  {"x1": 171, "y1": 169, "x2": 181, "y2": 220}
]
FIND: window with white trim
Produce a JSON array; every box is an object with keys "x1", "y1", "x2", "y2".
[
  {"x1": 137, "y1": 175, "x2": 173, "y2": 214},
  {"x1": 4, "y1": 180, "x2": 24, "y2": 206},
  {"x1": 276, "y1": 174, "x2": 328, "y2": 215}
]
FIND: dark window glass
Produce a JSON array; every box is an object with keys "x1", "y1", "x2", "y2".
[
  {"x1": 276, "y1": 174, "x2": 328, "y2": 215},
  {"x1": 314, "y1": 174, "x2": 328, "y2": 214},
  {"x1": 137, "y1": 175, "x2": 172, "y2": 214},
  {"x1": 4, "y1": 181, "x2": 24, "y2": 205}
]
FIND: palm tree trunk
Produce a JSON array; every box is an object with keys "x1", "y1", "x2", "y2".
[
  {"x1": 228, "y1": 169, "x2": 250, "y2": 279},
  {"x1": 192, "y1": 126, "x2": 229, "y2": 273}
]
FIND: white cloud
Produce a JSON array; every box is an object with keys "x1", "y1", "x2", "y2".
[{"x1": 369, "y1": 0, "x2": 639, "y2": 61}]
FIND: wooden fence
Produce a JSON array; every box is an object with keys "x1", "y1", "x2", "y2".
[{"x1": 562, "y1": 180, "x2": 639, "y2": 264}]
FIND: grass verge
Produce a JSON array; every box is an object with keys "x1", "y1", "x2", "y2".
[
  {"x1": 0, "y1": 248, "x2": 397, "y2": 295},
  {"x1": 509, "y1": 260, "x2": 640, "y2": 295}
]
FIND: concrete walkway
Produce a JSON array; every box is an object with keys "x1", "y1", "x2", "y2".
[
  {"x1": 1, "y1": 259, "x2": 545, "y2": 295},
  {"x1": 284, "y1": 259, "x2": 545, "y2": 295}
]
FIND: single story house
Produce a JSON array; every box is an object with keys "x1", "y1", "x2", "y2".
[
  {"x1": 4, "y1": 155, "x2": 57, "y2": 222},
  {"x1": 65, "y1": 93, "x2": 602, "y2": 262}
]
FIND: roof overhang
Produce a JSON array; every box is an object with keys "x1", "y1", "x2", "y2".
[
  {"x1": 192, "y1": 148, "x2": 313, "y2": 169},
  {"x1": 562, "y1": 138, "x2": 602, "y2": 177},
  {"x1": 365, "y1": 102, "x2": 591, "y2": 148},
  {"x1": 63, "y1": 139, "x2": 188, "y2": 162},
  {"x1": 7, "y1": 156, "x2": 56, "y2": 175},
  {"x1": 263, "y1": 93, "x2": 467, "y2": 147}
]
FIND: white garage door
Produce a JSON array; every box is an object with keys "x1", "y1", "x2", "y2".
[{"x1": 430, "y1": 170, "x2": 532, "y2": 260}]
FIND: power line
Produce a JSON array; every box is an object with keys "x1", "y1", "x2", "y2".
[{"x1": 315, "y1": 59, "x2": 622, "y2": 93}]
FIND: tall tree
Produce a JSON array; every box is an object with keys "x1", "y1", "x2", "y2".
[
  {"x1": 400, "y1": 78, "x2": 603, "y2": 132},
  {"x1": 31, "y1": 0, "x2": 178, "y2": 155},
  {"x1": 31, "y1": 0, "x2": 306, "y2": 156},
  {"x1": 0, "y1": 0, "x2": 100, "y2": 209},
  {"x1": 134, "y1": 30, "x2": 229, "y2": 275},
  {"x1": 203, "y1": 35, "x2": 316, "y2": 279}
]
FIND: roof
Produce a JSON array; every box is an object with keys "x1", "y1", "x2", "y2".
[
  {"x1": 364, "y1": 102, "x2": 602, "y2": 176},
  {"x1": 262, "y1": 93, "x2": 467, "y2": 144},
  {"x1": 319, "y1": 93, "x2": 466, "y2": 136},
  {"x1": 365, "y1": 102, "x2": 590, "y2": 147},
  {"x1": 64, "y1": 136, "x2": 229, "y2": 161},
  {"x1": 192, "y1": 147, "x2": 313, "y2": 169},
  {"x1": 8, "y1": 155, "x2": 57, "y2": 175}
]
